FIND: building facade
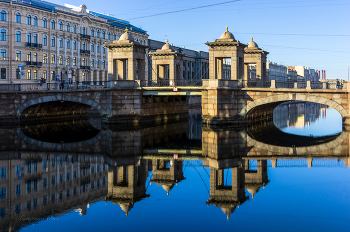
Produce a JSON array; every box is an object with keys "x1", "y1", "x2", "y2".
[{"x1": 0, "y1": 0, "x2": 148, "y2": 84}]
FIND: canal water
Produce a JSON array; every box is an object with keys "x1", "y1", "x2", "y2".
[{"x1": 0, "y1": 102, "x2": 349, "y2": 232}]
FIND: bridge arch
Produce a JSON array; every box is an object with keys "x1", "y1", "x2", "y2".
[
  {"x1": 240, "y1": 93, "x2": 348, "y2": 119},
  {"x1": 16, "y1": 94, "x2": 107, "y2": 117}
]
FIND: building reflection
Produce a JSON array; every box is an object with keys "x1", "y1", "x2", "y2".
[
  {"x1": 0, "y1": 153, "x2": 108, "y2": 232},
  {"x1": 106, "y1": 158, "x2": 149, "y2": 216},
  {"x1": 150, "y1": 159, "x2": 185, "y2": 195},
  {"x1": 273, "y1": 102, "x2": 326, "y2": 129}
]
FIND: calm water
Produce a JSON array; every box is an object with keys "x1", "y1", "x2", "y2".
[{"x1": 1, "y1": 103, "x2": 349, "y2": 232}]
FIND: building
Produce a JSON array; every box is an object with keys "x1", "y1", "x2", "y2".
[
  {"x1": 0, "y1": 0, "x2": 148, "y2": 83},
  {"x1": 266, "y1": 61, "x2": 287, "y2": 81},
  {"x1": 148, "y1": 39, "x2": 209, "y2": 81}
]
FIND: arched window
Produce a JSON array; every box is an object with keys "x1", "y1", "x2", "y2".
[
  {"x1": 59, "y1": 22, "x2": 63, "y2": 31},
  {"x1": 108, "y1": 32, "x2": 110, "y2": 40},
  {"x1": 43, "y1": 35, "x2": 47, "y2": 46},
  {"x1": 51, "y1": 20, "x2": 55, "y2": 29},
  {"x1": 91, "y1": 44, "x2": 94, "y2": 52},
  {"x1": 43, "y1": 18, "x2": 47, "y2": 28},
  {"x1": 33, "y1": 16, "x2": 37, "y2": 26},
  {"x1": 66, "y1": 23, "x2": 70, "y2": 32},
  {"x1": 113, "y1": 34, "x2": 116, "y2": 41},
  {"x1": 1, "y1": 11, "x2": 6, "y2": 21},
  {"x1": 15, "y1": 13, "x2": 20, "y2": 23},
  {"x1": 73, "y1": 40, "x2": 76, "y2": 50},
  {"x1": 27, "y1": 15, "x2": 31, "y2": 25},
  {"x1": 66, "y1": 39, "x2": 70, "y2": 49},
  {"x1": 91, "y1": 28, "x2": 94, "y2": 37},
  {"x1": 0, "y1": 30, "x2": 6, "y2": 41},
  {"x1": 96, "y1": 44, "x2": 100, "y2": 53},
  {"x1": 102, "y1": 31, "x2": 105, "y2": 39},
  {"x1": 15, "y1": 31, "x2": 21, "y2": 42},
  {"x1": 59, "y1": 38, "x2": 63, "y2": 48},
  {"x1": 82, "y1": 27, "x2": 86, "y2": 35},
  {"x1": 96, "y1": 30, "x2": 100, "y2": 38},
  {"x1": 33, "y1": 34, "x2": 38, "y2": 44},
  {"x1": 51, "y1": 37, "x2": 55, "y2": 47},
  {"x1": 73, "y1": 25, "x2": 76, "y2": 33}
]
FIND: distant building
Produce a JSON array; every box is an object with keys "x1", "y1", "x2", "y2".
[{"x1": 266, "y1": 61, "x2": 287, "y2": 81}]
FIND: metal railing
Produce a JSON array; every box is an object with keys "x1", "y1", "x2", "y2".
[
  {"x1": 25, "y1": 42, "x2": 43, "y2": 49},
  {"x1": 80, "y1": 34, "x2": 91, "y2": 40},
  {"x1": 80, "y1": 66, "x2": 91, "y2": 70},
  {"x1": 140, "y1": 79, "x2": 202, "y2": 87},
  {"x1": 80, "y1": 50, "x2": 90, "y2": 55},
  {"x1": 26, "y1": 61, "x2": 43, "y2": 67}
]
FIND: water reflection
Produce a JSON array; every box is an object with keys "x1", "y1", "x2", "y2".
[
  {"x1": 0, "y1": 109, "x2": 349, "y2": 231},
  {"x1": 274, "y1": 102, "x2": 342, "y2": 136}
]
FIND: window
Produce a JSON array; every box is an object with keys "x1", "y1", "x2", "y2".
[
  {"x1": 97, "y1": 60, "x2": 100, "y2": 69},
  {"x1": 27, "y1": 69, "x2": 31, "y2": 80},
  {"x1": 102, "y1": 60, "x2": 105, "y2": 69},
  {"x1": 16, "y1": 13, "x2": 20, "y2": 23},
  {"x1": 51, "y1": 194, "x2": 55, "y2": 203},
  {"x1": 0, "y1": 50, "x2": 6, "y2": 60},
  {"x1": 33, "y1": 52, "x2": 37, "y2": 62},
  {"x1": 51, "y1": 37, "x2": 55, "y2": 47},
  {"x1": 59, "y1": 174, "x2": 63, "y2": 184},
  {"x1": 51, "y1": 175, "x2": 55, "y2": 186},
  {"x1": 43, "y1": 160, "x2": 47, "y2": 171},
  {"x1": 33, "y1": 34, "x2": 38, "y2": 44},
  {"x1": 59, "y1": 56, "x2": 63, "y2": 65},
  {"x1": 66, "y1": 173, "x2": 70, "y2": 181},
  {"x1": 1, "y1": 11, "x2": 6, "y2": 21},
  {"x1": 33, "y1": 70, "x2": 37, "y2": 80},
  {"x1": 42, "y1": 178, "x2": 47, "y2": 189},
  {"x1": 102, "y1": 46, "x2": 105, "y2": 54},
  {"x1": 27, "y1": 15, "x2": 31, "y2": 25},
  {"x1": 26, "y1": 33, "x2": 31, "y2": 43},
  {"x1": 66, "y1": 23, "x2": 70, "y2": 32},
  {"x1": 16, "y1": 51, "x2": 21, "y2": 61},
  {"x1": 66, "y1": 39, "x2": 70, "y2": 49},
  {"x1": 91, "y1": 166, "x2": 94, "y2": 175},
  {"x1": 82, "y1": 72, "x2": 86, "y2": 81},
  {"x1": 82, "y1": 27, "x2": 85, "y2": 35},
  {"x1": 73, "y1": 171, "x2": 76, "y2": 179},
  {"x1": 0, "y1": 68, "x2": 6, "y2": 79},
  {"x1": 43, "y1": 35, "x2": 47, "y2": 46},
  {"x1": 15, "y1": 31, "x2": 21, "y2": 42},
  {"x1": 96, "y1": 30, "x2": 100, "y2": 38},
  {"x1": 73, "y1": 40, "x2": 76, "y2": 50},
  {"x1": 51, "y1": 71, "x2": 55, "y2": 80},
  {"x1": 73, "y1": 25, "x2": 76, "y2": 33},
  {"x1": 0, "y1": 167, "x2": 6, "y2": 178},
  {"x1": 0, "y1": 187, "x2": 6, "y2": 199},
  {"x1": 43, "y1": 196, "x2": 47, "y2": 206},
  {"x1": 82, "y1": 58, "x2": 86, "y2": 66},
  {"x1": 51, "y1": 55, "x2": 55, "y2": 64},
  {"x1": 26, "y1": 201, "x2": 31, "y2": 211},
  {"x1": 91, "y1": 28, "x2": 94, "y2": 37},
  {"x1": 113, "y1": 34, "x2": 116, "y2": 40},
  {"x1": 33, "y1": 199, "x2": 37, "y2": 208},
  {"x1": 33, "y1": 179, "x2": 38, "y2": 192},
  {"x1": 33, "y1": 16, "x2": 37, "y2": 26},
  {"x1": 91, "y1": 43, "x2": 94, "y2": 52},
  {"x1": 102, "y1": 31, "x2": 105, "y2": 39},
  {"x1": 43, "y1": 18, "x2": 47, "y2": 28},
  {"x1": 97, "y1": 44, "x2": 100, "y2": 53},
  {"x1": 82, "y1": 42, "x2": 85, "y2": 50},
  {"x1": 26, "y1": 182, "x2": 31, "y2": 193},
  {"x1": 73, "y1": 57, "x2": 76, "y2": 66},
  {"x1": 27, "y1": 52, "x2": 31, "y2": 61},
  {"x1": 15, "y1": 204, "x2": 21, "y2": 214},
  {"x1": 15, "y1": 184, "x2": 21, "y2": 196},
  {"x1": 59, "y1": 38, "x2": 63, "y2": 48},
  {"x1": 91, "y1": 59, "x2": 94, "y2": 68},
  {"x1": 108, "y1": 32, "x2": 110, "y2": 40},
  {"x1": 51, "y1": 20, "x2": 55, "y2": 29},
  {"x1": 66, "y1": 56, "x2": 70, "y2": 66},
  {"x1": 43, "y1": 70, "x2": 47, "y2": 80},
  {"x1": 0, "y1": 30, "x2": 6, "y2": 41},
  {"x1": 59, "y1": 22, "x2": 63, "y2": 31}
]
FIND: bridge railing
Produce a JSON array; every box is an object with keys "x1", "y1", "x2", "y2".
[{"x1": 140, "y1": 79, "x2": 202, "y2": 87}]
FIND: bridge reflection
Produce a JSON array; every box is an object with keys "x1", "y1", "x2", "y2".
[{"x1": 0, "y1": 118, "x2": 349, "y2": 229}]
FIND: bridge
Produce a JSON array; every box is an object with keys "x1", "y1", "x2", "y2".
[{"x1": 0, "y1": 27, "x2": 348, "y2": 126}]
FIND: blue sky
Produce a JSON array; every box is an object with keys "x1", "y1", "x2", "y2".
[{"x1": 54, "y1": 0, "x2": 350, "y2": 80}]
